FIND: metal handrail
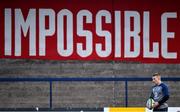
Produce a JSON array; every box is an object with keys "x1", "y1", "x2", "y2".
[{"x1": 0, "y1": 77, "x2": 180, "y2": 110}]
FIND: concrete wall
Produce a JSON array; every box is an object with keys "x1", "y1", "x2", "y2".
[{"x1": 0, "y1": 59, "x2": 180, "y2": 108}]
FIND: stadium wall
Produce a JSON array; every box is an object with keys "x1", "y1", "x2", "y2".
[{"x1": 0, "y1": 59, "x2": 180, "y2": 109}]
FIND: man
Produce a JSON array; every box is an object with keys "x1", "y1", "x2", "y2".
[{"x1": 150, "y1": 73, "x2": 169, "y2": 112}]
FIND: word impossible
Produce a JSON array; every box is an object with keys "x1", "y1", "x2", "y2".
[{"x1": 4, "y1": 8, "x2": 177, "y2": 59}]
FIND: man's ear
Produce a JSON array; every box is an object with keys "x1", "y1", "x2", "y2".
[{"x1": 158, "y1": 76, "x2": 161, "y2": 80}]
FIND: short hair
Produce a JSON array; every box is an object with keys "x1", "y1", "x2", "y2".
[{"x1": 153, "y1": 72, "x2": 161, "y2": 77}]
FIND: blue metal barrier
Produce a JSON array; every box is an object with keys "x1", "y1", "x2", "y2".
[{"x1": 0, "y1": 77, "x2": 180, "y2": 110}]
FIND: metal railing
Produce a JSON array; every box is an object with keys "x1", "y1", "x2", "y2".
[{"x1": 0, "y1": 77, "x2": 180, "y2": 111}]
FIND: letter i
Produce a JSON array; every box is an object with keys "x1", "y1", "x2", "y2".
[{"x1": 4, "y1": 8, "x2": 12, "y2": 56}]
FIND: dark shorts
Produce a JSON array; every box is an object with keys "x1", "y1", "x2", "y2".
[{"x1": 153, "y1": 108, "x2": 168, "y2": 112}]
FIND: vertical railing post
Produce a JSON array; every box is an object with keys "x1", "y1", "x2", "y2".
[
  {"x1": 49, "y1": 81, "x2": 52, "y2": 109},
  {"x1": 125, "y1": 80, "x2": 128, "y2": 107}
]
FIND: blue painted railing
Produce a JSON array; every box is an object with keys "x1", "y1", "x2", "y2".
[{"x1": 0, "y1": 77, "x2": 180, "y2": 110}]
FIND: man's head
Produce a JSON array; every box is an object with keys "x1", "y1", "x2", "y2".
[{"x1": 152, "y1": 73, "x2": 161, "y2": 85}]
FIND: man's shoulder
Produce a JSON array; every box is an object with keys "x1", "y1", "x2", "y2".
[
  {"x1": 160, "y1": 82, "x2": 168, "y2": 89},
  {"x1": 160, "y1": 82, "x2": 167, "y2": 86}
]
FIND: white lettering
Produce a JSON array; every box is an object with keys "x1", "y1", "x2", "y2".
[
  {"x1": 115, "y1": 11, "x2": 121, "y2": 58},
  {"x1": 57, "y1": 9, "x2": 73, "y2": 57},
  {"x1": 39, "y1": 9, "x2": 55, "y2": 56},
  {"x1": 161, "y1": 12, "x2": 177, "y2": 59},
  {"x1": 143, "y1": 11, "x2": 159, "y2": 58},
  {"x1": 77, "y1": 10, "x2": 93, "y2": 57},
  {"x1": 4, "y1": 8, "x2": 12, "y2": 56},
  {"x1": 2, "y1": 8, "x2": 178, "y2": 61},
  {"x1": 124, "y1": 11, "x2": 140, "y2": 58},
  {"x1": 96, "y1": 10, "x2": 112, "y2": 57},
  {"x1": 15, "y1": 9, "x2": 36, "y2": 56}
]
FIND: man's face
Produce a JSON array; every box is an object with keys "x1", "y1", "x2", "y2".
[{"x1": 152, "y1": 76, "x2": 160, "y2": 85}]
